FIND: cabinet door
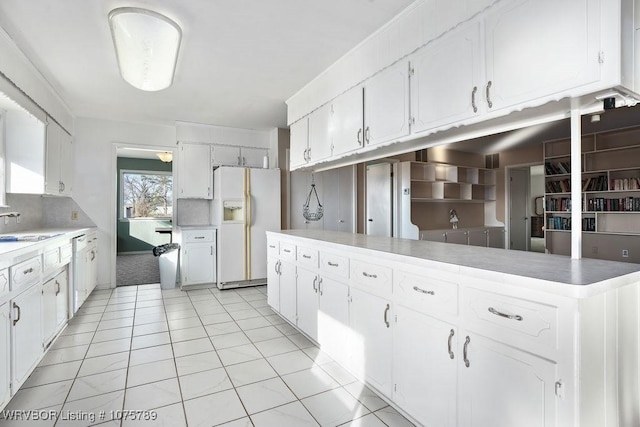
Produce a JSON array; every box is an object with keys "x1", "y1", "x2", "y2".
[
  {"x1": 182, "y1": 243, "x2": 215, "y2": 285},
  {"x1": 58, "y1": 129, "x2": 73, "y2": 196},
  {"x1": 278, "y1": 261, "x2": 297, "y2": 324},
  {"x1": 458, "y1": 333, "x2": 558, "y2": 427},
  {"x1": 267, "y1": 257, "x2": 280, "y2": 311},
  {"x1": 179, "y1": 143, "x2": 212, "y2": 199},
  {"x1": 487, "y1": 227, "x2": 505, "y2": 248},
  {"x1": 290, "y1": 118, "x2": 309, "y2": 170},
  {"x1": 308, "y1": 104, "x2": 332, "y2": 163},
  {"x1": 484, "y1": 0, "x2": 600, "y2": 112},
  {"x1": 394, "y1": 306, "x2": 457, "y2": 427},
  {"x1": 445, "y1": 230, "x2": 469, "y2": 245},
  {"x1": 296, "y1": 267, "x2": 319, "y2": 342},
  {"x1": 44, "y1": 120, "x2": 61, "y2": 195},
  {"x1": 86, "y1": 247, "x2": 98, "y2": 296},
  {"x1": 240, "y1": 147, "x2": 267, "y2": 168},
  {"x1": 12, "y1": 284, "x2": 43, "y2": 390},
  {"x1": 348, "y1": 287, "x2": 393, "y2": 397},
  {"x1": 42, "y1": 278, "x2": 58, "y2": 346},
  {"x1": 0, "y1": 302, "x2": 10, "y2": 410},
  {"x1": 411, "y1": 22, "x2": 482, "y2": 133},
  {"x1": 317, "y1": 277, "x2": 349, "y2": 367},
  {"x1": 468, "y1": 229, "x2": 488, "y2": 247},
  {"x1": 332, "y1": 87, "x2": 364, "y2": 157},
  {"x1": 364, "y1": 60, "x2": 410, "y2": 147},
  {"x1": 211, "y1": 145, "x2": 240, "y2": 167},
  {"x1": 56, "y1": 270, "x2": 69, "y2": 330}
]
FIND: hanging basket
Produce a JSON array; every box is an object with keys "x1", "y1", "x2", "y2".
[{"x1": 303, "y1": 182, "x2": 324, "y2": 221}]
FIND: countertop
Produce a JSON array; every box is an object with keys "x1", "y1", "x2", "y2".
[
  {"x1": 0, "y1": 227, "x2": 95, "y2": 260},
  {"x1": 271, "y1": 230, "x2": 640, "y2": 289}
]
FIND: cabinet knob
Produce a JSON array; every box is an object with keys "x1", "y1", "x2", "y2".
[{"x1": 486, "y1": 81, "x2": 493, "y2": 109}]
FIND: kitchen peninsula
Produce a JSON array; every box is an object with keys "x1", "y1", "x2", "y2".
[{"x1": 267, "y1": 229, "x2": 640, "y2": 427}]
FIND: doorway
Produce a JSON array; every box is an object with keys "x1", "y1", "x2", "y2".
[
  {"x1": 113, "y1": 145, "x2": 176, "y2": 287},
  {"x1": 365, "y1": 162, "x2": 393, "y2": 237},
  {"x1": 508, "y1": 165, "x2": 545, "y2": 252}
]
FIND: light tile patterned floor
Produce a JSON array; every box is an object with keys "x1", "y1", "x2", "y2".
[{"x1": 1, "y1": 284, "x2": 415, "y2": 427}]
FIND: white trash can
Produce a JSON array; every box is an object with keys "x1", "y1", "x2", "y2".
[{"x1": 156, "y1": 244, "x2": 180, "y2": 289}]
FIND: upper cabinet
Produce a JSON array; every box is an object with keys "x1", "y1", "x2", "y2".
[
  {"x1": 211, "y1": 144, "x2": 268, "y2": 168},
  {"x1": 5, "y1": 111, "x2": 72, "y2": 197},
  {"x1": 290, "y1": 117, "x2": 310, "y2": 170},
  {"x1": 331, "y1": 86, "x2": 364, "y2": 157},
  {"x1": 484, "y1": 0, "x2": 601, "y2": 112},
  {"x1": 44, "y1": 119, "x2": 73, "y2": 196},
  {"x1": 308, "y1": 103, "x2": 333, "y2": 163},
  {"x1": 178, "y1": 142, "x2": 212, "y2": 199}
]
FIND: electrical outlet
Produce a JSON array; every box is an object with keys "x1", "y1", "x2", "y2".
[
  {"x1": 622, "y1": 249, "x2": 629, "y2": 258},
  {"x1": 71, "y1": 211, "x2": 79, "y2": 221}
]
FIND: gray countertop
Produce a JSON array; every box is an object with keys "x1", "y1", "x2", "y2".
[{"x1": 272, "y1": 230, "x2": 640, "y2": 286}]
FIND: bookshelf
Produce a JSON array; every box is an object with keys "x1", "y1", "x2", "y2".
[
  {"x1": 544, "y1": 126, "x2": 640, "y2": 263},
  {"x1": 408, "y1": 162, "x2": 496, "y2": 203}
]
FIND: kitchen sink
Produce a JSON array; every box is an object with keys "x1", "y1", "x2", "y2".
[{"x1": 0, "y1": 233, "x2": 62, "y2": 242}]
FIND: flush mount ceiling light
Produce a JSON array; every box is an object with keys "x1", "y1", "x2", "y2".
[
  {"x1": 108, "y1": 7, "x2": 181, "y2": 91},
  {"x1": 156, "y1": 152, "x2": 173, "y2": 162}
]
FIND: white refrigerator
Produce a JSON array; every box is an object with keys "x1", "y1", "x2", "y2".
[{"x1": 212, "y1": 166, "x2": 281, "y2": 289}]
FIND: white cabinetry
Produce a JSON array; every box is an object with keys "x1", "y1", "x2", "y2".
[
  {"x1": 394, "y1": 306, "x2": 457, "y2": 427},
  {"x1": 11, "y1": 283, "x2": 43, "y2": 391},
  {"x1": 363, "y1": 60, "x2": 411, "y2": 147},
  {"x1": 331, "y1": 87, "x2": 364, "y2": 157},
  {"x1": 267, "y1": 257, "x2": 280, "y2": 311},
  {"x1": 316, "y1": 276, "x2": 349, "y2": 367},
  {"x1": 484, "y1": 0, "x2": 600, "y2": 113},
  {"x1": 178, "y1": 143, "x2": 212, "y2": 199},
  {"x1": 308, "y1": 104, "x2": 333, "y2": 163},
  {"x1": 348, "y1": 287, "x2": 393, "y2": 397},
  {"x1": 44, "y1": 119, "x2": 73, "y2": 196},
  {"x1": 42, "y1": 270, "x2": 68, "y2": 348},
  {"x1": 0, "y1": 302, "x2": 10, "y2": 410},
  {"x1": 180, "y1": 228, "x2": 216, "y2": 287},
  {"x1": 290, "y1": 118, "x2": 309, "y2": 170},
  {"x1": 211, "y1": 144, "x2": 267, "y2": 168},
  {"x1": 268, "y1": 254, "x2": 296, "y2": 324},
  {"x1": 4, "y1": 109, "x2": 46, "y2": 194},
  {"x1": 296, "y1": 266, "x2": 319, "y2": 340},
  {"x1": 411, "y1": 22, "x2": 482, "y2": 133}
]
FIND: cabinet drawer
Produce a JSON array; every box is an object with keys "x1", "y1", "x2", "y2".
[
  {"x1": 60, "y1": 243, "x2": 73, "y2": 264},
  {"x1": 319, "y1": 252, "x2": 349, "y2": 279},
  {"x1": 11, "y1": 256, "x2": 42, "y2": 291},
  {"x1": 0, "y1": 269, "x2": 8, "y2": 297},
  {"x1": 43, "y1": 248, "x2": 60, "y2": 273},
  {"x1": 280, "y1": 242, "x2": 296, "y2": 261},
  {"x1": 350, "y1": 259, "x2": 392, "y2": 296},
  {"x1": 394, "y1": 270, "x2": 458, "y2": 316},
  {"x1": 297, "y1": 246, "x2": 318, "y2": 268},
  {"x1": 464, "y1": 287, "x2": 558, "y2": 351},
  {"x1": 183, "y1": 229, "x2": 215, "y2": 243},
  {"x1": 267, "y1": 241, "x2": 279, "y2": 256}
]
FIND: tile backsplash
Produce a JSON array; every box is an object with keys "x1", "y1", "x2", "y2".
[
  {"x1": 0, "y1": 194, "x2": 95, "y2": 233},
  {"x1": 177, "y1": 199, "x2": 211, "y2": 226}
]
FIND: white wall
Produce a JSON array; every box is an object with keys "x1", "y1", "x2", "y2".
[{"x1": 73, "y1": 117, "x2": 176, "y2": 288}]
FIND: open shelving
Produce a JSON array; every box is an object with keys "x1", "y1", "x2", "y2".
[{"x1": 543, "y1": 125, "x2": 640, "y2": 262}]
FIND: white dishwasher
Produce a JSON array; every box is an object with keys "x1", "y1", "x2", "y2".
[
  {"x1": 71, "y1": 231, "x2": 98, "y2": 314},
  {"x1": 177, "y1": 227, "x2": 217, "y2": 288}
]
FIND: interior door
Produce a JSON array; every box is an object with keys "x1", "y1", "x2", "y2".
[
  {"x1": 366, "y1": 163, "x2": 392, "y2": 236},
  {"x1": 509, "y1": 168, "x2": 530, "y2": 251}
]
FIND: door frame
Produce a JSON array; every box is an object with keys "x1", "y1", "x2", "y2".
[
  {"x1": 364, "y1": 160, "x2": 397, "y2": 237},
  {"x1": 505, "y1": 163, "x2": 541, "y2": 251},
  {"x1": 109, "y1": 142, "x2": 177, "y2": 289}
]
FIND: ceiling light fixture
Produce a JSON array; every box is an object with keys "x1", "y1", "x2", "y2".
[
  {"x1": 156, "y1": 152, "x2": 173, "y2": 163},
  {"x1": 108, "y1": 7, "x2": 182, "y2": 91}
]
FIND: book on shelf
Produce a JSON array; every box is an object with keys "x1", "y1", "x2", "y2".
[
  {"x1": 586, "y1": 196, "x2": 640, "y2": 211},
  {"x1": 546, "y1": 216, "x2": 571, "y2": 231},
  {"x1": 582, "y1": 217, "x2": 596, "y2": 232},
  {"x1": 582, "y1": 175, "x2": 608, "y2": 192},
  {"x1": 544, "y1": 161, "x2": 571, "y2": 175},
  {"x1": 546, "y1": 197, "x2": 571, "y2": 212},
  {"x1": 610, "y1": 177, "x2": 640, "y2": 191}
]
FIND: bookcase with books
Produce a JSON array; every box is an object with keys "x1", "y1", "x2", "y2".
[{"x1": 544, "y1": 126, "x2": 640, "y2": 263}]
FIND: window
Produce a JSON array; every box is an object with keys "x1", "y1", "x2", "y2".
[{"x1": 120, "y1": 170, "x2": 172, "y2": 219}]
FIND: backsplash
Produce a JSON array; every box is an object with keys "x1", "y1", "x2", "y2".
[
  {"x1": 0, "y1": 194, "x2": 95, "y2": 234},
  {"x1": 176, "y1": 199, "x2": 211, "y2": 226}
]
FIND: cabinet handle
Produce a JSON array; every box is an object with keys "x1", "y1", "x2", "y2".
[
  {"x1": 327, "y1": 261, "x2": 339, "y2": 267},
  {"x1": 488, "y1": 307, "x2": 523, "y2": 321},
  {"x1": 90, "y1": 250, "x2": 96, "y2": 261},
  {"x1": 413, "y1": 285, "x2": 434, "y2": 296},
  {"x1": 194, "y1": 236, "x2": 205, "y2": 239},
  {"x1": 365, "y1": 126, "x2": 371, "y2": 144},
  {"x1": 237, "y1": 156, "x2": 241, "y2": 166},
  {"x1": 274, "y1": 260, "x2": 279, "y2": 275},
  {"x1": 362, "y1": 271, "x2": 377, "y2": 279},
  {"x1": 302, "y1": 254, "x2": 311, "y2": 259},
  {"x1": 486, "y1": 80, "x2": 493, "y2": 108},
  {"x1": 12, "y1": 302, "x2": 20, "y2": 326},
  {"x1": 210, "y1": 246, "x2": 213, "y2": 256},
  {"x1": 268, "y1": 245, "x2": 276, "y2": 249},
  {"x1": 307, "y1": 148, "x2": 311, "y2": 161},
  {"x1": 357, "y1": 128, "x2": 363, "y2": 146},
  {"x1": 242, "y1": 157, "x2": 246, "y2": 166},
  {"x1": 23, "y1": 267, "x2": 34, "y2": 275},
  {"x1": 463, "y1": 336, "x2": 471, "y2": 367},
  {"x1": 447, "y1": 329, "x2": 455, "y2": 359},
  {"x1": 318, "y1": 278, "x2": 323, "y2": 296},
  {"x1": 471, "y1": 86, "x2": 478, "y2": 113},
  {"x1": 55, "y1": 280, "x2": 61, "y2": 296},
  {"x1": 312, "y1": 276, "x2": 318, "y2": 293},
  {"x1": 383, "y1": 303, "x2": 390, "y2": 328},
  {"x1": 283, "y1": 249, "x2": 291, "y2": 253}
]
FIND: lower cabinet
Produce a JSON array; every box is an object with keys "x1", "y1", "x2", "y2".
[
  {"x1": 393, "y1": 305, "x2": 457, "y2": 427},
  {"x1": 11, "y1": 284, "x2": 43, "y2": 392},
  {"x1": 296, "y1": 267, "x2": 320, "y2": 341},
  {"x1": 267, "y1": 257, "x2": 280, "y2": 311},
  {"x1": 348, "y1": 287, "x2": 393, "y2": 398},
  {"x1": 0, "y1": 302, "x2": 10, "y2": 410},
  {"x1": 316, "y1": 276, "x2": 349, "y2": 368},
  {"x1": 458, "y1": 333, "x2": 558, "y2": 427},
  {"x1": 181, "y1": 243, "x2": 215, "y2": 286},
  {"x1": 42, "y1": 270, "x2": 68, "y2": 348},
  {"x1": 276, "y1": 260, "x2": 297, "y2": 325}
]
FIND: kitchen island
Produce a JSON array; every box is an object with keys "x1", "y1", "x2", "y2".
[{"x1": 266, "y1": 229, "x2": 640, "y2": 427}]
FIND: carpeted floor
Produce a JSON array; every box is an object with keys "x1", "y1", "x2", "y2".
[{"x1": 116, "y1": 253, "x2": 161, "y2": 286}]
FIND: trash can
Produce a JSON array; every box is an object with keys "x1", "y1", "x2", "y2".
[{"x1": 153, "y1": 243, "x2": 180, "y2": 289}]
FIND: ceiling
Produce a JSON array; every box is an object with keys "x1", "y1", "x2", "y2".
[{"x1": 0, "y1": 0, "x2": 415, "y2": 130}]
